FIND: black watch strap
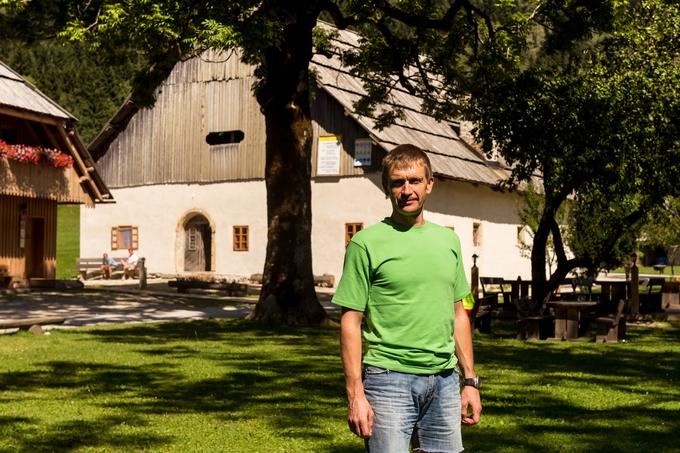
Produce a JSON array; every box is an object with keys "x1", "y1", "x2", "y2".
[{"x1": 463, "y1": 376, "x2": 482, "y2": 390}]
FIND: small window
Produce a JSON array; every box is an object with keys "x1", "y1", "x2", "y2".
[
  {"x1": 345, "y1": 223, "x2": 363, "y2": 246},
  {"x1": 206, "y1": 130, "x2": 245, "y2": 145},
  {"x1": 233, "y1": 225, "x2": 249, "y2": 251},
  {"x1": 472, "y1": 222, "x2": 482, "y2": 247},
  {"x1": 111, "y1": 226, "x2": 139, "y2": 250},
  {"x1": 188, "y1": 227, "x2": 198, "y2": 251}
]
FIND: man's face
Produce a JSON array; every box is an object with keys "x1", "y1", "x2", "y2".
[
  {"x1": 386, "y1": 163, "x2": 434, "y2": 220},
  {"x1": 128, "y1": 248, "x2": 133, "y2": 255}
]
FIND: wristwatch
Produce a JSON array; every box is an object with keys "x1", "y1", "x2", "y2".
[{"x1": 463, "y1": 376, "x2": 482, "y2": 390}]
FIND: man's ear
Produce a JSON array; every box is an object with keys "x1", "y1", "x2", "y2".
[{"x1": 426, "y1": 177, "x2": 434, "y2": 194}]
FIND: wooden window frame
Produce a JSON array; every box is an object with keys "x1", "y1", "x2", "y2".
[
  {"x1": 345, "y1": 222, "x2": 363, "y2": 246},
  {"x1": 111, "y1": 225, "x2": 139, "y2": 250},
  {"x1": 233, "y1": 225, "x2": 249, "y2": 252}
]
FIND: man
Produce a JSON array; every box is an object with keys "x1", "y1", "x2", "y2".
[
  {"x1": 122, "y1": 248, "x2": 139, "y2": 279},
  {"x1": 333, "y1": 145, "x2": 482, "y2": 452},
  {"x1": 100, "y1": 253, "x2": 117, "y2": 279}
]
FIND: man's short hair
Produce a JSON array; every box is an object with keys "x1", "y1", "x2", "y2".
[{"x1": 381, "y1": 144, "x2": 433, "y2": 193}]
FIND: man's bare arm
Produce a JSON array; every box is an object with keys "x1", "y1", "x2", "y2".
[
  {"x1": 340, "y1": 307, "x2": 374, "y2": 438},
  {"x1": 453, "y1": 300, "x2": 482, "y2": 425}
]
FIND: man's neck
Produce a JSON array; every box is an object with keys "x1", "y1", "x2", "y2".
[{"x1": 390, "y1": 211, "x2": 425, "y2": 227}]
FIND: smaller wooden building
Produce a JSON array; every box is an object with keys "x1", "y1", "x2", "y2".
[{"x1": 0, "y1": 60, "x2": 111, "y2": 285}]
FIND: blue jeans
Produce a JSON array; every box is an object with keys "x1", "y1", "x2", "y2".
[{"x1": 363, "y1": 366, "x2": 463, "y2": 453}]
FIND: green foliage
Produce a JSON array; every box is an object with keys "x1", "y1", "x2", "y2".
[
  {"x1": 55, "y1": 204, "x2": 80, "y2": 279},
  {"x1": 0, "y1": 39, "x2": 143, "y2": 143},
  {"x1": 641, "y1": 197, "x2": 680, "y2": 248},
  {"x1": 468, "y1": 0, "x2": 680, "y2": 285},
  {"x1": 0, "y1": 317, "x2": 678, "y2": 451}
]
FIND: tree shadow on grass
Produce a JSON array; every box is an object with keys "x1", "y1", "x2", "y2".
[
  {"x1": 1, "y1": 319, "x2": 353, "y2": 451},
  {"x1": 4, "y1": 319, "x2": 677, "y2": 451},
  {"x1": 467, "y1": 322, "x2": 680, "y2": 452}
]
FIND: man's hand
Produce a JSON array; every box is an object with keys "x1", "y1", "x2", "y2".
[
  {"x1": 340, "y1": 308, "x2": 372, "y2": 437},
  {"x1": 347, "y1": 394, "x2": 374, "y2": 438},
  {"x1": 461, "y1": 385, "x2": 482, "y2": 425}
]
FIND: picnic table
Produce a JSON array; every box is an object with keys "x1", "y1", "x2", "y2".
[{"x1": 547, "y1": 300, "x2": 598, "y2": 340}]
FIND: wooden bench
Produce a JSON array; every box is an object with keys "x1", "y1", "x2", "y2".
[
  {"x1": 77, "y1": 257, "x2": 106, "y2": 279},
  {"x1": 168, "y1": 280, "x2": 249, "y2": 296},
  {"x1": 76, "y1": 257, "x2": 142, "y2": 280},
  {"x1": 514, "y1": 297, "x2": 554, "y2": 340},
  {"x1": 595, "y1": 299, "x2": 626, "y2": 343},
  {"x1": 0, "y1": 317, "x2": 66, "y2": 335},
  {"x1": 639, "y1": 277, "x2": 664, "y2": 313},
  {"x1": 249, "y1": 273, "x2": 335, "y2": 288}
]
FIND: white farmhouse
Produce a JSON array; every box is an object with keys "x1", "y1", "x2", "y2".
[{"x1": 81, "y1": 26, "x2": 531, "y2": 283}]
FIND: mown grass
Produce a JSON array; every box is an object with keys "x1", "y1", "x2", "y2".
[
  {"x1": 611, "y1": 265, "x2": 678, "y2": 276},
  {"x1": 55, "y1": 204, "x2": 80, "y2": 280},
  {"x1": 0, "y1": 319, "x2": 678, "y2": 452}
]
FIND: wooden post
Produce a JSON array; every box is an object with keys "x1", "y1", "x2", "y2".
[
  {"x1": 138, "y1": 257, "x2": 147, "y2": 290},
  {"x1": 471, "y1": 254, "x2": 479, "y2": 301},
  {"x1": 629, "y1": 254, "x2": 639, "y2": 317}
]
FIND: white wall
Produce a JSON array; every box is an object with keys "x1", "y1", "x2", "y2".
[
  {"x1": 81, "y1": 175, "x2": 531, "y2": 283},
  {"x1": 80, "y1": 181, "x2": 268, "y2": 276},
  {"x1": 426, "y1": 178, "x2": 532, "y2": 279}
]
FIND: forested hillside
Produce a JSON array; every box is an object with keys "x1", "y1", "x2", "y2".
[{"x1": 0, "y1": 40, "x2": 141, "y2": 143}]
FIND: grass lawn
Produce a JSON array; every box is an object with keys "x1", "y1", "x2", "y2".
[
  {"x1": 610, "y1": 265, "x2": 678, "y2": 276},
  {"x1": 0, "y1": 319, "x2": 678, "y2": 452},
  {"x1": 56, "y1": 204, "x2": 80, "y2": 280}
]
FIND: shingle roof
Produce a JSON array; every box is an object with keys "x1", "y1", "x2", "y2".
[
  {"x1": 90, "y1": 22, "x2": 510, "y2": 186},
  {"x1": 311, "y1": 23, "x2": 509, "y2": 185},
  {"x1": 0, "y1": 60, "x2": 75, "y2": 121}
]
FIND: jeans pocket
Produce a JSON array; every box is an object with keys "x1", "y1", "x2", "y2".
[{"x1": 364, "y1": 365, "x2": 389, "y2": 376}]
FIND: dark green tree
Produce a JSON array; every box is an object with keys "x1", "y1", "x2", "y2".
[
  {"x1": 640, "y1": 197, "x2": 680, "y2": 271},
  {"x1": 466, "y1": 0, "x2": 680, "y2": 311},
  {"x1": 0, "y1": 39, "x2": 142, "y2": 143},
  {"x1": 2, "y1": 0, "x2": 498, "y2": 324},
  {"x1": 351, "y1": 0, "x2": 679, "y2": 312}
]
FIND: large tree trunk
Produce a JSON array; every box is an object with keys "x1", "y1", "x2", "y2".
[{"x1": 247, "y1": 10, "x2": 327, "y2": 324}]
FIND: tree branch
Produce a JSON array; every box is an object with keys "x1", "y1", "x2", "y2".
[
  {"x1": 549, "y1": 215, "x2": 568, "y2": 268},
  {"x1": 374, "y1": 19, "x2": 417, "y2": 95},
  {"x1": 319, "y1": 0, "x2": 358, "y2": 29}
]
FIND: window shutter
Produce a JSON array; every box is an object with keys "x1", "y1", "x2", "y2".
[
  {"x1": 111, "y1": 227, "x2": 118, "y2": 250},
  {"x1": 132, "y1": 226, "x2": 139, "y2": 249}
]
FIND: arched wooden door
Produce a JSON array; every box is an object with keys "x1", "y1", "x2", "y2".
[{"x1": 184, "y1": 214, "x2": 212, "y2": 272}]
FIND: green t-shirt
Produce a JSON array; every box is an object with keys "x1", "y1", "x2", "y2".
[{"x1": 333, "y1": 218, "x2": 470, "y2": 375}]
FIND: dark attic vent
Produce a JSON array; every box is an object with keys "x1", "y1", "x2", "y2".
[{"x1": 206, "y1": 130, "x2": 245, "y2": 145}]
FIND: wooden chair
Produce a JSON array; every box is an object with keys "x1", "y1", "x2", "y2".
[
  {"x1": 479, "y1": 277, "x2": 510, "y2": 311},
  {"x1": 595, "y1": 299, "x2": 627, "y2": 343},
  {"x1": 469, "y1": 294, "x2": 494, "y2": 334}
]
